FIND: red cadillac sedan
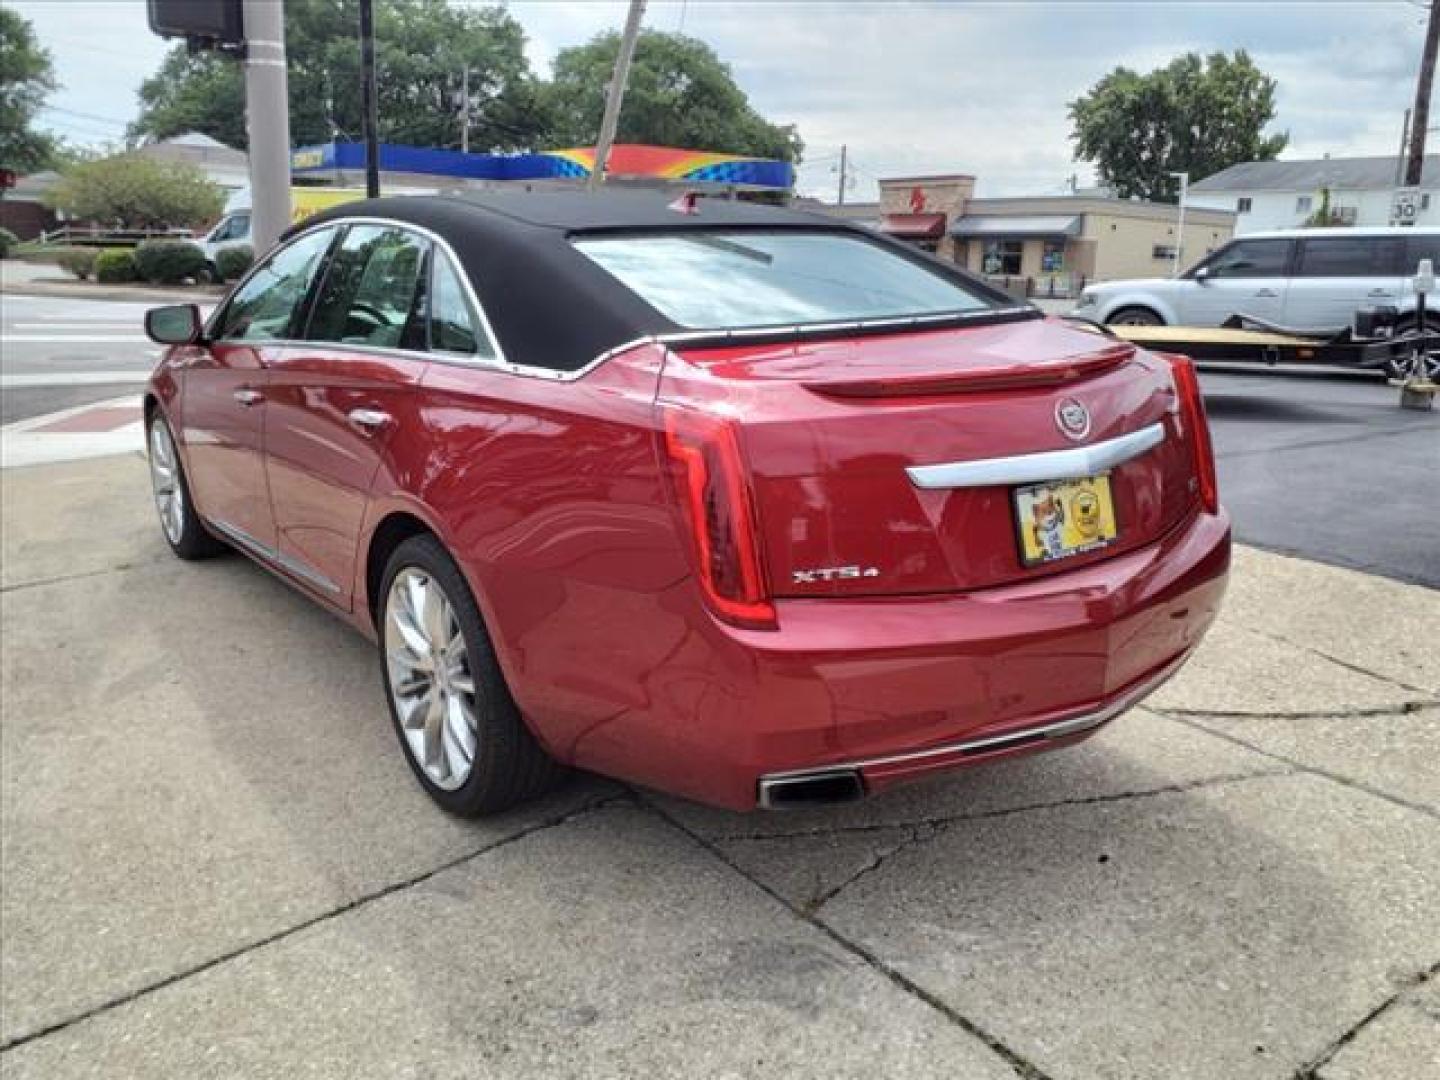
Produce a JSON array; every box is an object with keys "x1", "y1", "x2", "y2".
[{"x1": 143, "y1": 192, "x2": 1229, "y2": 815}]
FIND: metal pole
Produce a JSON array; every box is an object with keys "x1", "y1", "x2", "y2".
[
  {"x1": 460, "y1": 65, "x2": 470, "y2": 155},
  {"x1": 1169, "y1": 171, "x2": 1188, "y2": 278},
  {"x1": 241, "y1": 0, "x2": 292, "y2": 255},
  {"x1": 588, "y1": 0, "x2": 646, "y2": 191},
  {"x1": 1406, "y1": 0, "x2": 1438, "y2": 187},
  {"x1": 358, "y1": 0, "x2": 381, "y2": 199},
  {"x1": 1397, "y1": 108, "x2": 1412, "y2": 187},
  {"x1": 837, "y1": 144, "x2": 848, "y2": 206}
]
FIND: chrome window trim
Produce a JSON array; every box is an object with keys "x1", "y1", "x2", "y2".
[
  {"x1": 755, "y1": 653, "x2": 1187, "y2": 802},
  {"x1": 906, "y1": 422, "x2": 1166, "y2": 490}
]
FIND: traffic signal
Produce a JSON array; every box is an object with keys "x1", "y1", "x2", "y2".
[{"x1": 146, "y1": 0, "x2": 243, "y2": 47}]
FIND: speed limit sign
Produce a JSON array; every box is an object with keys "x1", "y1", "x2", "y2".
[{"x1": 1390, "y1": 187, "x2": 1422, "y2": 226}]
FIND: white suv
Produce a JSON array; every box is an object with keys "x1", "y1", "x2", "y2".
[{"x1": 1072, "y1": 227, "x2": 1440, "y2": 340}]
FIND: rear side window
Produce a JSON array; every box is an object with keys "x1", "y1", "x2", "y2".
[
  {"x1": 1295, "y1": 237, "x2": 1403, "y2": 277},
  {"x1": 306, "y1": 225, "x2": 428, "y2": 349},
  {"x1": 573, "y1": 230, "x2": 995, "y2": 330},
  {"x1": 429, "y1": 253, "x2": 496, "y2": 359},
  {"x1": 1203, "y1": 239, "x2": 1291, "y2": 279},
  {"x1": 215, "y1": 226, "x2": 335, "y2": 341}
]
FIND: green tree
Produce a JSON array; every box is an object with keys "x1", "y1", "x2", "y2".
[
  {"x1": 1069, "y1": 50, "x2": 1288, "y2": 202},
  {"x1": 47, "y1": 152, "x2": 224, "y2": 230},
  {"x1": 0, "y1": 6, "x2": 59, "y2": 172},
  {"x1": 542, "y1": 30, "x2": 802, "y2": 162},
  {"x1": 131, "y1": 0, "x2": 545, "y2": 151}
]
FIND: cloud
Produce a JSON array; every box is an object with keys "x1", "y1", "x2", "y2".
[{"x1": 17, "y1": 0, "x2": 1427, "y2": 199}]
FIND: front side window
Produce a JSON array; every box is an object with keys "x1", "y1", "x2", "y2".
[
  {"x1": 1295, "y1": 237, "x2": 1402, "y2": 277},
  {"x1": 214, "y1": 225, "x2": 335, "y2": 341},
  {"x1": 429, "y1": 253, "x2": 495, "y2": 358},
  {"x1": 213, "y1": 213, "x2": 249, "y2": 243},
  {"x1": 1202, "y1": 239, "x2": 1290, "y2": 279},
  {"x1": 574, "y1": 230, "x2": 995, "y2": 331},
  {"x1": 306, "y1": 225, "x2": 428, "y2": 349}
]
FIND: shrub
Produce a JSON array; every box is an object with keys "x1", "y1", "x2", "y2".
[
  {"x1": 94, "y1": 248, "x2": 138, "y2": 284},
  {"x1": 46, "y1": 152, "x2": 224, "y2": 232},
  {"x1": 215, "y1": 243, "x2": 254, "y2": 282},
  {"x1": 57, "y1": 248, "x2": 98, "y2": 280},
  {"x1": 134, "y1": 239, "x2": 207, "y2": 284},
  {"x1": 0, "y1": 228, "x2": 17, "y2": 259}
]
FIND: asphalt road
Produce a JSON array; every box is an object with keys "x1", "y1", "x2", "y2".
[
  {"x1": 2, "y1": 292, "x2": 1434, "y2": 586},
  {"x1": 1201, "y1": 364, "x2": 1439, "y2": 588},
  {"x1": 0, "y1": 294, "x2": 168, "y2": 423}
]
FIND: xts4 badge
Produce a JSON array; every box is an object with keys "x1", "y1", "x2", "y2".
[{"x1": 792, "y1": 565, "x2": 881, "y2": 585}]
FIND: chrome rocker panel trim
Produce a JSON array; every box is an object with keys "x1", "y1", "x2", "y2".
[
  {"x1": 209, "y1": 519, "x2": 342, "y2": 595},
  {"x1": 906, "y1": 422, "x2": 1166, "y2": 490}
]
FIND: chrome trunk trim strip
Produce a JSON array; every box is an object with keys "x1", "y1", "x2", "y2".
[{"x1": 906, "y1": 422, "x2": 1166, "y2": 490}]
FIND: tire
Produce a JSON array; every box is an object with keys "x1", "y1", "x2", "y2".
[
  {"x1": 147, "y1": 414, "x2": 226, "y2": 560},
  {"x1": 1385, "y1": 316, "x2": 1440, "y2": 381},
  {"x1": 1107, "y1": 306, "x2": 1164, "y2": 327},
  {"x1": 378, "y1": 534, "x2": 564, "y2": 816}
]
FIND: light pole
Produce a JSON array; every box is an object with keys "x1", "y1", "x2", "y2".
[
  {"x1": 589, "y1": 0, "x2": 646, "y2": 191},
  {"x1": 242, "y1": 0, "x2": 292, "y2": 255},
  {"x1": 1169, "y1": 170, "x2": 1189, "y2": 278}
]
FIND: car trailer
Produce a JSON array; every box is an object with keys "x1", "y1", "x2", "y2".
[{"x1": 1064, "y1": 261, "x2": 1440, "y2": 412}]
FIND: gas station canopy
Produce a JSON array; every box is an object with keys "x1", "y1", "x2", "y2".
[{"x1": 290, "y1": 142, "x2": 795, "y2": 191}]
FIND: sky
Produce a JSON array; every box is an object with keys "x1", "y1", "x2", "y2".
[{"x1": 11, "y1": 0, "x2": 1432, "y2": 200}]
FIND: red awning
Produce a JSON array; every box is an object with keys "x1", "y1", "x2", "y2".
[{"x1": 880, "y1": 213, "x2": 946, "y2": 239}]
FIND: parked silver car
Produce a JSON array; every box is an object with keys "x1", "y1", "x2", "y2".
[{"x1": 1072, "y1": 227, "x2": 1440, "y2": 368}]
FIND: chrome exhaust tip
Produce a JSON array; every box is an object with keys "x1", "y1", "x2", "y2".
[{"x1": 757, "y1": 769, "x2": 864, "y2": 809}]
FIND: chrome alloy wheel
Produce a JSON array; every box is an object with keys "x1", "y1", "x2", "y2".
[
  {"x1": 384, "y1": 568, "x2": 479, "y2": 791},
  {"x1": 148, "y1": 420, "x2": 185, "y2": 545}
]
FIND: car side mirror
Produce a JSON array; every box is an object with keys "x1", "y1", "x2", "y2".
[
  {"x1": 1193, "y1": 266, "x2": 1211, "y2": 284},
  {"x1": 145, "y1": 304, "x2": 204, "y2": 346}
]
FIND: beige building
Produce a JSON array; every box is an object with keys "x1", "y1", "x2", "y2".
[
  {"x1": 952, "y1": 195, "x2": 1236, "y2": 294},
  {"x1": 807, "y1": 178, "x2": 1236, "y2": 297}
]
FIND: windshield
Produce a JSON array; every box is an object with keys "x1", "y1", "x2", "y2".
[{"x1": 573, "y1": 230, "x2": 997, "y2": 330}]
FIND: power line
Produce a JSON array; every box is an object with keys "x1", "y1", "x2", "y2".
[{"x1": 40, "y1": 104, "x2": 130, "y2": 127}]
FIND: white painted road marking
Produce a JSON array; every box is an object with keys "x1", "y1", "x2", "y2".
[
  {"x1": 11, "y1": 322, "x2": 144, "y2": 331},
  {"x1": 1, "y1": 394, "x2": 145, "y2": 469},
  {"x1": 2, "y1": 372, "x2": 151, "y2": 388}
]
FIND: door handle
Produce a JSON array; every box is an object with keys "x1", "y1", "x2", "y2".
[
  {"x1": 347, "y1": 407, "x2": 392, "y2": 432},
  {"x1": 1253, "y1": 289, "x2": 1279, "y2": 298},
  {"x1": 233, "y1": 388, "x2": 263, "y2": 406}
]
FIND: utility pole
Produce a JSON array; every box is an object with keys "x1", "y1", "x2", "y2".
[
  {"x1": 358, "y1": 0, "x2": 381, "y2": 199},
  {"x1": 1397, "y1": 108, "x2": 1412, "y2": 187},
  {"x1": 589, "y1": 0, "x2": 646, "y2": 191},
  {"x1": 242, "y1": 0, "x2": 292, "y2": 255},
  {"x1": 1407, "y1": 0, "x2": 1438, "y2": 186},
  {"x1": 460, "y1": 65, "x2": 470, "y2": 154},
  {"x1": 836, "y1": 144, "x2": 848, "y2": 206},
  {"x1": 1168, "y1": 170, "x2": 1189, "y2": 278}
]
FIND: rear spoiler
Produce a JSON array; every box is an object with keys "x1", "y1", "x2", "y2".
[{"x1": 802, "y1": 342, "x2": 1136, "y2": 398}]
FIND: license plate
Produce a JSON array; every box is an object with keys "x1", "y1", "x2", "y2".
[{"x1": 1014, "y1": 475, "x2": 1119, "y2": 567}]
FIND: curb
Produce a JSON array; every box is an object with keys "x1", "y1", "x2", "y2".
[{"x1": 0, "y1": 281, "x2": 226, "y2": 305}]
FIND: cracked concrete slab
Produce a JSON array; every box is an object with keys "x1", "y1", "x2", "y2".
[
  {"x1": 657, "y1": 707, "x2": 1282, "y2": 838},
  {"x1": 718, "y1": 824, "x2": 930, "y2": 912},
  {"x1": 0, "y1": 555, "x2": 615, "y2": 1045},
  {"x1": 1222, "y1": 546, "x2": 1440, "y2": 696},
  {"x1": 816, "y1": 774, "x2": 1440, "y2": 1080},
  {"x1": 1, "y1": 454, "x2": 157, "y2": 590},
  {"x1": 1187, "y1": 706, "x2": 1440, "y2": 815},
  {"x1": 1146, "y1": 621, "x2": 1429, "y2": 715},
  {"x1": 0, "y1": 806, "x2": 1020, "y2": 1080},
  {"x1": 1316, "y1": 976, "x2": 1440, "y2": 1080}
]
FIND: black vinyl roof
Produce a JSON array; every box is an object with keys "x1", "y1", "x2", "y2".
[{"x1": 292, "y1": 191, "x2": 1025, "y2": 373}]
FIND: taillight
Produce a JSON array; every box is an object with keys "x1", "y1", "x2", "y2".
[
  {"x1": 1166, "y1": 354, "x2": 1219, "y2": 514},
  {"x1": 661, "y1": 409, "x2": 777, "y2": 631}
]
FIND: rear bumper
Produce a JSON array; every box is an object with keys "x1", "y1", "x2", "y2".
[{"x1": 570, "y1": 508, "x2": 1230, "y2": 811}]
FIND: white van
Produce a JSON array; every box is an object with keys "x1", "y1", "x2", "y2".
[{"x1": 1073, "y1": 227, "x2": 1440, "y2": 344}]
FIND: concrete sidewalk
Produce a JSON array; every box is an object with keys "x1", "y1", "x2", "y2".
[{"x1": 1, "y1": 455, "x2": 1436, "y2": 1079}]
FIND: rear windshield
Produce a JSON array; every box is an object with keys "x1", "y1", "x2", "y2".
[{"x1": 573, "y1": 230, "x2": 997, "y2": 330}]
